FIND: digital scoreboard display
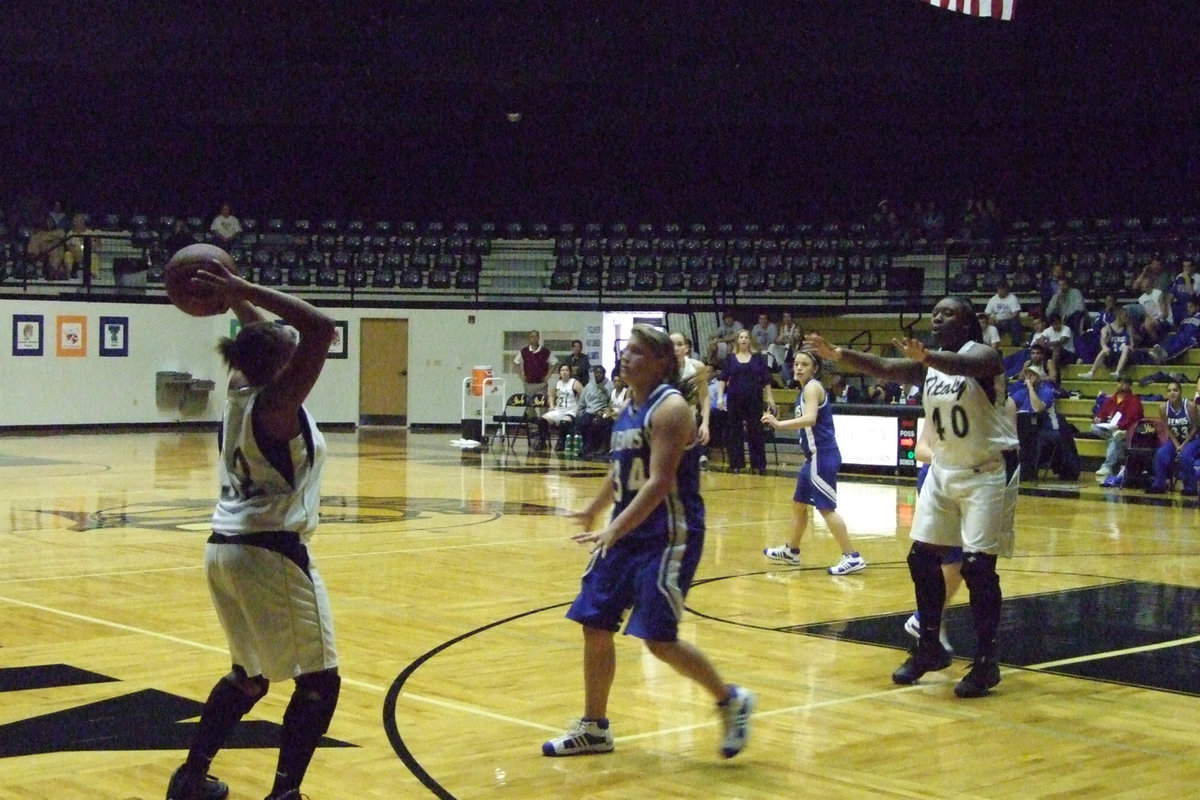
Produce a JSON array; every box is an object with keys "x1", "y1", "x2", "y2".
[{"x1": 830, "y1": 407, "x2": 923, "y2": 475}]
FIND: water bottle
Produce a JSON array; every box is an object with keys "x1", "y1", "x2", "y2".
[{"x1": 572, "y1": 433, "x2": 582, "y2": 457}]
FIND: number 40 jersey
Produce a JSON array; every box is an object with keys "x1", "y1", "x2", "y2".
[{"x1": 921, "y1": 341, "x2": 1018, "y2": 470}]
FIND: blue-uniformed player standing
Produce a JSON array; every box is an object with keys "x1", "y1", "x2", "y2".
[{"x1": 543, "y1": 324, "x2": 755, "y2": 758}]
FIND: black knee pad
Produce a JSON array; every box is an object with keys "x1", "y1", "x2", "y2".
[
  {"x1": 960, "y1": 551, "x2": 998, "y2": 585},
  {"x1": 215, "y1": 672, "x2": 267, "y2": 717},
  {"x1": 906, "y1": 541, "x2": 944, "y2": 573},
  {"x1": 286, "y1": 670, "x2": 341, "y2": 735}
]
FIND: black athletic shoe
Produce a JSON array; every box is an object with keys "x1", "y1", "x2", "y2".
[
  {"x1": 166, "y1": 764, "x2": 230, "y2": 800},
  {"x1": 891, "y1": 644, "x2": 953, "y2": 685},
  {"x1": 954, "y1": 657, "x2": 1001, "y2": 698}
]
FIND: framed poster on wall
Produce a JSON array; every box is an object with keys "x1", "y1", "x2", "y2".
[
  {"x1": 56, "y1": 315, "x2": 87, "y2": 357},
  {"x1": 99, "y1": 316, "x2": 129, "y2": 357},
  {"x1": 12, "y1": 314, "x2": 43, "y2": 356},
  {"x1": 328, "y1": 320, "x2": 348, "y2": 359}
]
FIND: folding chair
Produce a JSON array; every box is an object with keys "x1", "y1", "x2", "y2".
[{"x1": 491, "y1": 393, "x2": 547, "y2": 452}]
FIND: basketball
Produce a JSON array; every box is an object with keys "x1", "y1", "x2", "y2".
[{"x1": 164, "y1": 243, "x2": 237, "y2": 317}]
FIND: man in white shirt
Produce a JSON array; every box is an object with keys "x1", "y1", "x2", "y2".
[
  {"x1": 984, "y1": 281, "x2": 1023, "y2": 344},
  {"x1": 210, "y1": 203, "x2": 242, "y2": 247}
]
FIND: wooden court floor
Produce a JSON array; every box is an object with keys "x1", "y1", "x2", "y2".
[{"x1": 1, "y1": 428, "x2": 1199, "y2": 799}]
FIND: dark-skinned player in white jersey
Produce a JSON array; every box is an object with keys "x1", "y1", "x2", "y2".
[{"x1": 806, "y1": 297, "x2": 1019, "y2": 698}]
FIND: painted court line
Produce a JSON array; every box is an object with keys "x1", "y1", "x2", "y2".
[{"x1": 1027, "y1": 635, "x2": 1200, "y2": 670}]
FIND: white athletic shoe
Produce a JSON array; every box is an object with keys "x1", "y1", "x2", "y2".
[
  {"x1": 718, "y1": 686, "x2": 756, "y2": 758},
  {"x1": 542, "y1": 718, "x2": 614, "y2": 756},
  {"x1": 763, "y1": 544, "x2": 801, "y2": 566},
  {"x1": 903, "y1": 611, "x2": 954, "y2": 653},
  {"x1": 828, "y1": 552, "x2": 866, "y2": 575}
]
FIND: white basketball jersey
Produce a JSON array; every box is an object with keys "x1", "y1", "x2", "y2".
[
  {"x1": 212, "y1": 387, "x2": 327, "y2": 541},
  {"x1": 922, "y1": 341, "x2": 1018, "y2": 469}
]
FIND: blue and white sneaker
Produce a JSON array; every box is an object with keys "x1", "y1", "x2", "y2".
[
  {"x1": 828, "y1": 552, "x2": 866, "y2": 575},
  {"x1": 542, "y1": 718, "x2": 614, "y2": 756},
  {"x1": 718, "y1": 686, "x2": 756, "y2": 758},
  {"x1": 903, "y1": 611, "x2": 954, "y2": 653}
]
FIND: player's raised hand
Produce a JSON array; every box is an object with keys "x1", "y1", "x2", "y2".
[
  {"x1": 892, "y1": 337, "x2": 928, "y2": 362},
  {"x1": 804, "y1": 333, "x2": 836, "y2": 359}
]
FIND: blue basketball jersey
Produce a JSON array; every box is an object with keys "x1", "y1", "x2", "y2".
[
  {"x1": 609, "y1": 383, "x2": 704, "y2": 545},
  {"x1": 795, "y1": 378, "x2": 839, "y2": 459},
  {"x1": 1166, "y1": 399, "x2": 1192, "y2": 443}
]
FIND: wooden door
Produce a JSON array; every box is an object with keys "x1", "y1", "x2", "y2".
[{"x1": 359, "y1": 317, "x2": 408, "y2": 425}]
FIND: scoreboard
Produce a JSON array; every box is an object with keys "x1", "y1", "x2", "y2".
[{"x1": 830, "y1": 405, "x2": 924, "y2": 476}]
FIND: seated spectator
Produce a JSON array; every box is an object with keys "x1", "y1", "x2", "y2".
[
  {"x1": 1045, "y1": 274, "x2": 1088, "y2": 334},
  {"x1": 539, "y1": 364, "x2": 583, "y2": 452},
  {"x1": 209, "y1": 202, "x2": 242, "y2": 247},
  {"x1": 1150, "y1": 298, "x2": 1200, "y2": 365},
  {"x1": 1168, "y1": 258, "x2": 1198, "y2": 328},
  {"x1": 984, "y1": 280, "x2": 1024, "y2": 344},
  {"x1": 1009, "y1": 364, "x2": 1060, "y2": 480},
  {"x1": 1031, "y1": 313, "x2": 1076, "y2": 382},
  {"x1": 1091, "y1": 293, "x2": 1120, "y2": 333},
  {"x1": 164, "y1": 218, "x2": 196, "y2": 254},
  {"x1": 576, "y1": 365, "x2": 615, "y2": 459},
  {"x1": 62, "y1": 213, "x2": 96, "y2": 278},
  {"x1": 1082, "y1": 306, "x2": 1135, "y2": 379},
  {"x1": 26, "y1": 214, "x2": 67, "y2": 280},
  {"x1": 1021, "y1": 342, "x2": 1057, "y2": 385},
  {"x1": 750, "y1": 313, "x2": 778, "y2": 356},
  {"x1": 828, "y1": 374, "x2": 862, "y2": 403},
  {"x1": 1148, "y1": 380, "x2": 1200, "y2": 495},
  {"x1": 1042, "y1": 261, "x2": 1068, "y2": 307},
  {"x1": 709, "y1": 309, "x2": 744, "y2": 362},
  {"x1": 1091, "y1": 375, "x2": 1145, "y2": 480},
  {"x1": 978, "y1": 312, "x2": 1002, "y2": 351},
  {"x1": 1134, "y1": 277, "x2": 1170, "y2": 342}
]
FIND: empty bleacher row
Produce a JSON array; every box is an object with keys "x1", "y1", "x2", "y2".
[{"x1": 2, "y1": 211, "x2": 1198, "y2": 300}]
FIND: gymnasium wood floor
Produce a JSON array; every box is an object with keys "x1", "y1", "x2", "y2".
[{"x1": 1, "y1": 428, "x2": 1198, "y2": 800}]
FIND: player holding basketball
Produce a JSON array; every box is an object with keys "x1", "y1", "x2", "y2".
[
  {"x1": 543, "y1": 324, "x2": 755, "y2": 758},
  {"x1": 166, "y1": 262, "x2": 339, "y2": 800},
  {"x1": 806, "y1": 297, "x2": 1019, "y2": 698}
]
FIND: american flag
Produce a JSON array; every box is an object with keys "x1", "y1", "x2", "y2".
[{"x1": 920, "y1": 0, "x2": 1016, "y2": 21}]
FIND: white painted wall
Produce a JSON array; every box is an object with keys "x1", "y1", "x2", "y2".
[{"x1": 0, "y1": 299, "x2": 602, "y2": 427}]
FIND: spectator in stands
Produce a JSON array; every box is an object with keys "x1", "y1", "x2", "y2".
[
  {"x1": 919, "y1": 201, "x2": 946, "y2": 241},
  {"x1": 1091, "y1": 375, "x2": 1145, "y2": 480},
  {"x1": 1148, "y1": 380, "x2": 1200, "y2": 495},
  {"x1": 1135, "y1": 255, "x2": 1172, "y2": 296},
  {"x1": 710, "y1": 310, "x2": 744, "y2": 362},
  {"x1": 1091, "y1": 293, "x2": 1119, "y2": 333},
  {"x1": 562, "y1": 339, "x2": 592, "y2": 385},
  {"x1": 1042, "y1": 261, "x2": 1068, "y2": 307},
  {"x1": 828, "y1": 374, "x2": 862, "y2": 403},
  {"x1": 1150, "y1": 298, "x2": 1200, "y2": 365},
  {"x1": 165, "y1": 218, "x2": 196, "y2": 255},
  {"x1": 1045, "y1": 274, "x2": 1088, "y2": 335},
  {"x1": 1031, "y1": 313, "x2": 1076, "y2": 382},
  {"x1": 62, "y1": 213, "x2": 96, "y2": 279},
  {"x1": 576, "y1": 365, "x2": 614, "y2": 459},
  {"x1": 1021, "y1": 342, "x2": 1056, "y2": 386},
  {"x1": 210, "y1": 202, "x2": 242, "y2": 247},
  {"x1": 26, "y1": 213, "x2": 67, "y2": 280},
  {"x1": 770, "y1": 311, "x2": 800, "y2": 383},
  {"x1": 1082, "y1": 306, "x2": 1135, "y2": 380},
  {"x1": 1134, "y1": 272, "x2": 1170, "y2": 342},
  {"x1": 978, "y1": 312, "x2": 1002, "y2": 352},
  {"x1": 1009, "y1": 364, "x2": 1059, "y2": 480},
  {"x1": 514, "y1": 329, "x2": 556, "y2": 402},
  {"x1": 1168, "y1": 258, "x2": 1198, "y2": 330},
  {"x1": 984, "y1": 280, "x2": 1024, "y2": 344},
  {"x1": 750, "y1": 313, "x2": 777, "y2": 358},
  {"x1": 714, "y1": 330, "x2": 776, "y2": 475},
  {"x1": 47, "y1": 200, "x2": 67, "y2": 230}
]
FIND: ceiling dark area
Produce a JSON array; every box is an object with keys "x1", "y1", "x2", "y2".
[{"x1": 1, "y1": 1, "x2": 1197, "y2": 223}]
